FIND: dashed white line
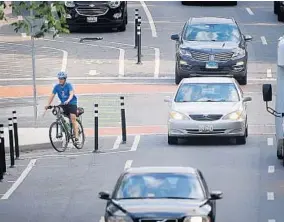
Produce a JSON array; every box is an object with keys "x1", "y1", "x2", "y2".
[
  {"x1": 41, "y1": 46, "x2": 68, "y2": 72},
  {"x1": 124, "y1": 160, "x2": 133, "y2": 170},
  {"x1": 88, "y1": 70, "x2": 97, "y2": 76},
  {"x1": 267, "y1": 68, "x2": 272, "y2": 78},
  {"x1": 261, "y1": 36, "x2": 268, "y2": 45},
  {"x1": 268, "y1": 220, "x2": 276, "y2": 222},
  {"x1": 119, "y1": 49, "x2": 125, "y2": 77},
  {"x1": 267, "y1": 137, "x2": 274, "y2": 146},
  {"x1": 268, "y1": 166, "x2": 275, "y2": 173},
  {"x1": 267, "y1": 192, "x2": 274, "y2": 200},
  {"x1": 112, "y1": 136, "x2": 122, "y2": 150},
  {"x1": 246, "y1": 7, "x2": 254, "y2": 15},
  {"x1": 131, "y1": 135, "x2": 141, "y2": 151},
  {"x1": 1, "y1": 159, "x2": 37, "y2": 200},
  {"x1": 140, "y1": 1, "x2": 157, "y2": 37},
  {"x1": 154, "y1": 48, "x2": 160, "y2": 78},
  {"x1": 100, "y1": 216, "x2": 105, "y2": 222}
]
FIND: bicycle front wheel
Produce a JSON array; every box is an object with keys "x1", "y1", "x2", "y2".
[{"x1": 49, "y1": 122, "x2": 69, "y2": 152}]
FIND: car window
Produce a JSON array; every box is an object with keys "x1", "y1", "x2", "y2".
[
  {"x1": 114, "y1": 173, "x2": 205, "y2": 199},
  {"x1": 174, "y1": 83, "x2": 240, "y2": 102},
  {"x1": 183, "y1": 23, "x2": 241, "y2": 42}
]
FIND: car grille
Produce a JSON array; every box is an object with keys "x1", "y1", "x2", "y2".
[
  {"x1": 186, "y1": 129, "x2": 226, "y2": 134},
  {"x1": 139, "y1": 219, "x2": 178, "y2": 222},
  {"x1": 189, "y1": 114, "x2": 223, "y2": 121},
  {"x1": 75, "y1": 7, "x2": 109, "y2": 16},
  {"x1": 191, "y1": 51, "x2": 233, "y2": 62}
]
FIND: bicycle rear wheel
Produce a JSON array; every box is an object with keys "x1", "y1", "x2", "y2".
[
  {"x1": 71, "y1": 119, "x2": 85, "y2": 149},
  {"x1": 49, "y1": 122, "x2": 69, "y2": 152}
]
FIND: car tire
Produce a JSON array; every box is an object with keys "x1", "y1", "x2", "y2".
[
  {"x1": 236, "y1": 135, "x2": 246, "y2": 145},
  {"x1": 175, "y1": 63, "x2": 182, "y2": 85},
  {"x1": 278, "y1": 11, "x2": 284, "y2": 22},
  {"x1": 238, "y1": 74, "x2": 247, "y2": 85},
  {"x1": 245, "y1": 126, "x2": 248, "y2": 138},
  {"x1": 229, "y1": 1, "x2": 237, "y2": 6},
  {"x1": 277, "y1": 140, "x2": 283, "y2": 159},
  {"x1": 181, "y1": 1, "x2": 188, "y2": 5},
  {"x1": 118, "y1": 20, "x2": 126, "y2": 32},
  {"x1": 274, "y1": 2, "x2": 279, "y2": 14},
  {"x1": 168, "y1": 135, "x2": 178, "y2": 145},
  {"x1": 68, "y1": 26, "x2": 77, "y2": 33}
]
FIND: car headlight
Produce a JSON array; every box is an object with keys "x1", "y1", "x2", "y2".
[
  {"x1": 222, "y1": 110, "x2": 244, "y2": 120},
  {"x1": 108, "y1": 215, "x2": 133, "y2": 222},
  {"x1": 183, "y1": 216, "x2": 210, "y2": 222},
  {"x1": 179, "y1": 48, "x2": 192, "y2": 57},
  {"x1": 65, "y1": 1, "x2": 75, "y2": 7},
  {"x1": 108, "y1": 1, "x2": 121, "y2": 8},
  {"x1": 232, "y1": 48, "x2": 245, "y2": 59},
  {"x1": 169, "y1": 111, "x2": 189, "y2": 120}
]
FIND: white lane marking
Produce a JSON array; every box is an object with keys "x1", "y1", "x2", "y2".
[
  {"x1": 154, "y1": 48, "x2": 160, "y2": 78},
  {"x1": 261, "y1": 36, "x2": 268, "y2": 45},
  {"x1": 112, "y1": 136, "x2": 122, "y2": 150},
  {"x1": 267, "y1": 68, "x2": 272, "y2": 78},
  {"x1": 100, "y1": 216, "x2": 105, "y2": 222},
  {"x1": 267, "y1": 137, "x2": 274, "y2": 146},
  {"x1": 40, "y1": 46, "x2": 68, "y2": 72},
  {"x1": 131, "y1": 135, "x2": 141, "y2": 151},
  {"x1": 267, "y1": 192, "x2": 274, "y2": 200},
  {"x1": 246, "y1": 7, "x2": 254, "y2": 15},
  {"x1": 268, "y1": 166, "x2": 275, "y2": 173},
  {"x1": 119, "y1": 49, "x2": 125, "y2": 77},
  {"x1": 124, "y1": 160, "x2": 133, "y2": 170},
  {"x1": 140, "y1": 1, "x2": 157, "y2": 37},
  {"x1": 268, "y1": 220, "x2": 276, "y2": 222},
  {"x1": 1, "y1": 159, "x2": 37, "y2": 200},
  {"x1": 88, "y1": 70, "x2": 97, "y2": 76}
]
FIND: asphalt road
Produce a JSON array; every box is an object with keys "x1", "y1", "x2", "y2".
[{"x1": 0, "y1": 1, "x2": 283, "y2": 222}]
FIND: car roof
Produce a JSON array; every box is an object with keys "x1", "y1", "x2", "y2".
[
  {"x1": 181, "y1": 77, "x2": 235, "y2": 84},
  {"x1": 189, "y1": 17, "x2": 235, "y2": 25},
  {"x1": 124, "y1": 166, "x2": 198, "y2": 175}
]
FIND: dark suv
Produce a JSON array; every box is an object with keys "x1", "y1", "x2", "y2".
[
  {"x1": 64, "y1": 1, "x2": 127, "y2": 32},
  {"x1": 274, "y1": 1, "x2": 284, "y2": 22},
  {"x1": 171, "y1": 17, "x2": 252, "y2": 85}
]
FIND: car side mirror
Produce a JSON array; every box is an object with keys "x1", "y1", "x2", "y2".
[
  {"x1": 98, "y1": 191, "x2": 110, "y2": 200},
  {"x1": 164, "y1": 96, "x2": 172, "y2": 102},
  {"x1": 262, "y1": 84, "x2": 272, "y2": 102},
  {"x1": 171, "y1": 34, "x2": 179, "y2": 41},
  {"x1": 244, "y1": 35, "x2": 253, "y2": 41},
  {"x1": 210, "y1": 191, "x2": 223, "y2": 200},
  {"x1": 243, "y1": 96, "x2": 252, "y2": 102}
]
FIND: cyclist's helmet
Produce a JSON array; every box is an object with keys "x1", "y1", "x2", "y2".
[{"x1": 57, "y1": 71, "x2": 67, "y2": 79}]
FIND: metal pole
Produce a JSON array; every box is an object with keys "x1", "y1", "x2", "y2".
[
  {"x1": 134, "y1": 9, "x2": 138, "y2": 48},
  {"x1": 8, "y1": 118, "x2": 15, "y2": 168},
  {"x1": 12, "y1": 111, "x2": 20, "y2": 159},
  {"x1": 137, "y1": 24, "x2": 142, "y2": 64},
  {"x1": 120, "y1": 96, "x2": 127, "y2": 143},
  {"x1": 30, "y1": 6, "x2": 38, "y2": 126},
  {"x1": 93, "y1": 104, "x2": 99, "y2": 152},
  {"x1": 0, "y1": 124, "x2": 6, "y2": 174}
]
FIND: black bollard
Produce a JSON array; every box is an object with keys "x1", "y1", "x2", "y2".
[
  {"x1": 134, "y1": 9, "x2": 139, "y2": 48},
  {"x1": 93, "y1": 104, "x2": 99, "y2": 152},
  {"x1": 137, "y1": 24, "x2": 142, "y2": 64},
  {"x1": 0, "y1": 124, "x2": 6, "y2": 174},
  {"x1": 8, "y1": 118, "x2": 15, "y2": 168},
  {"x1": 120, "y1": 96, "x2": 127, "y2": 143},
  {"x1": 12, "y1": 111, "x2": 20, "y2": 159}
]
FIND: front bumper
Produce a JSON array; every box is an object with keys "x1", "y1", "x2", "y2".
[
  {"x1": 168, "y1": 119, "x2": 246, "y2": 137},
  {"x1": 177, "y1": 56, "x2": 247, "y2": 79}
]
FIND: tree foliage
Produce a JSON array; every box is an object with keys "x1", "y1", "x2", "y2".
[{"x1": 0, "y1": 1, "x2": 69, "y2": 38}]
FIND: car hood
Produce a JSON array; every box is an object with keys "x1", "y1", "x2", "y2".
[
  {"x1": 171, "y1": 102, "x2": 241, "y2": 115},
  {"x1": 181, "y1": 40, "x2": 240, "y2": 51},
  {"x1": 111, "y1": 199, "x2": 210, "y2": 217}
]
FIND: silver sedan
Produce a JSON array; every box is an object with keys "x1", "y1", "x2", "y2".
[{"x1": 164, "y1": 76, "x2": 252, "y2": 145}]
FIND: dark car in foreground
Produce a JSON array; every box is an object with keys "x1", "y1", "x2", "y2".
[
  {"x1": 274, "y1": 1, "x2": 284, "y2": 22},
  {"x1": 99, "y1": 167, "x2": 223, "y2": 222},
  {"x1": 64, "y1": 1, "x2": 127, "y2": 32},
  {"x1": 171, "y1": 17, "x2": 252, "y2": 85}
]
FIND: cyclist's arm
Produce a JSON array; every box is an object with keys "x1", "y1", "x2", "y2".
[{"x1": 47, "y1": 93, "x2": 55, "y2": 106}]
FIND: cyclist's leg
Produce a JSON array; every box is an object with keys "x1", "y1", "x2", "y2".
[{"x1": 68, "y1": 104, "x2": 79, "y2": 141}]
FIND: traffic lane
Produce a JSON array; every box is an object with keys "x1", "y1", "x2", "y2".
[
  {"x1": 132, "y1": 134, "x2": 268, "y2": 222},
  {"x1": 0, "y1": 153, "x2": 130, "y2": 222}
]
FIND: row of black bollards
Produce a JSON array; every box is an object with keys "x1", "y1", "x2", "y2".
[
  {"x1": 134, "y1": 9, "x2": 142, "y2": 64},
  {"x1": 0, "y1": 111, "x2": 20, "y2": 182},
  {"x1": 93, "y1": 97, "x2": 127, "y2": 153}
]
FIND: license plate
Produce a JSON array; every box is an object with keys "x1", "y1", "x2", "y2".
[
  {"x1": 87, "y1": 17, "x2": 97, "y2": 23},
  {"x1": 198, "y1": 125, "x2": 214, "y2": 132},
  {"x1": 206, "y1": 61, "x2": 218, "y2": 69}
]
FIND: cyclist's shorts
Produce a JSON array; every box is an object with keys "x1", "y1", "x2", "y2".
[{"x1": 62, "y1": 104, "x2": 77, "y2": 116}]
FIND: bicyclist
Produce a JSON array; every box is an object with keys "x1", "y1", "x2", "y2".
[{"x1": 45, "y1": 71, "x2": 80, "y2": 145}]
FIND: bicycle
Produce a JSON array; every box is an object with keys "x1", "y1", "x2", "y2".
[{"x1": 46, "y1": 105, "x2": 86, "y2": 152}]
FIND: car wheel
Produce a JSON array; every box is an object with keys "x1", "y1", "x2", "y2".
[
  {"x1": 245, "y1": 126, "x2": 248, "y2": 138},
  {"x1": 168, "y1": 135, "x2": 178, "y2": 145},
  {"x1": 274, "y1": 2, "x2": 279, "y2": 14},
  {"x1": 236, "y1": 135, "x2": 246, "y2": 145},
  {"x1": 68, "y1": 25, "x2": 77, "y2": 33},
  {"x1": 118, "y1": 21, "x2": 126, "y2": 32},
  {"x1": 181, "y1": 1, "x2": 188, "y2": 5},
  {"x1": 175, "y1": 63, "x2": 182, "y2": 85},
  {"x1": 229, "y1": 1, "x2": 237, "y2": 6},
  {"x1": 238, "y1": 74, "x2": 247, "y2": 85},
  {"x1": 277, "y1": 140, "x2": 283, "y2": 159},
  {"x1": 278, "y1": 11, "x2": 284, "y2": 22}
]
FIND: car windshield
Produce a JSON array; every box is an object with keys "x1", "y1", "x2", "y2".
[
  {"x1": 174, "y1": 83, "x2": 240, "y2": 102},
  {"x1": 114, "y1": 173, "x2": 205, "y2": 200},
  {"x1": 183, "y1": 23, "x2": 241, "y2": 42}
]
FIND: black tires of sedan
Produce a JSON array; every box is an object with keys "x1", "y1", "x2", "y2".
[{"x1": 168, "y1": 135, "x2": 178, "y2": 145}]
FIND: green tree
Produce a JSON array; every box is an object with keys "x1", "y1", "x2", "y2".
[{"x1": 0, "y1": 1, "x2": 69, "y2": 38}]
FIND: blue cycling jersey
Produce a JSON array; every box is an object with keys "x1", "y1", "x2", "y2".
[{"x1": 52, "y1": 82, "x2": 77, "y2": 105}]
